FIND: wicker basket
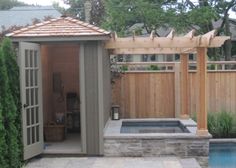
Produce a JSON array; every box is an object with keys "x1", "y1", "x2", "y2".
[{"x1": 44, "y1": 123, "x2": 65, "y2": 142}]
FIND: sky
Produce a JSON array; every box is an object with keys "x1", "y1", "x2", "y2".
[
  {"x1": 18, "y1": 0, "x2": 236, "y2": 18},
  {"x1": 18, "y1": 0, "x2": 69, "y2": 8}
]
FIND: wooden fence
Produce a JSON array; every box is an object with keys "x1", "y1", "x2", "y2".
[{"x1": 112, "y1": 61, "x2": 236, "y2": 118}]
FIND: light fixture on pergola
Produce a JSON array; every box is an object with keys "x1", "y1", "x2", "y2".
[{"x1": 105, "y1": 29, "x2": 230, "y2": 136}]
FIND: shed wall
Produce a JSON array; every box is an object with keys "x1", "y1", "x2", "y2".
[
  {"x1": 41, "y1": 44, "x2": 80, "y2": 124},
  {"x1": 102, "y1": 48, "x2": 111, "y2": 126},
  {"x1": 84, "y1": 42, "x2": 100, "y2": 155}
]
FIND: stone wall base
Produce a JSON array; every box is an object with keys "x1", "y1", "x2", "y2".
[{"x1": 104, "y1": 138, "x2": 209, "y2": 167}]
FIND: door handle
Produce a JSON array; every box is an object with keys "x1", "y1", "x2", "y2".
[{"x1": 23, "y1": 104, "x2": 29, "y2": 108}]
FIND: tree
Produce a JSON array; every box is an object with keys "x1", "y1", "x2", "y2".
[
  {"x1": 0, "y1": 49, "x2": 8, "y2": 168},
  {"x1": 183, "y1": 0, "x2": 236, "y2": 60},
  {"x1": 103, "y1": 0, "x2": 184, "y2": 36},
  {"x1": 63, "y1": 0, "x2": 86, "y2": 18},
  {"x1": 0, "y1": 0, "x2": 26, "y2": 10},
  {"x1": 0, "y1": 38, "x2": 22, "y2": 168},
  {"x1": 1, "y1": 38, "x2": 22, "y2": 166},
  {"x1": 103, "y1": 0, "x2": 236, "y2": 60},
  {"x1": 63, "y1": 0, "x2": 105, "y2": 26}
]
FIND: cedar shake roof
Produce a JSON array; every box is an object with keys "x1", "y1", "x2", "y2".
[{"x1": 7, "y1": 17, "x2": 110, "y2": 37}]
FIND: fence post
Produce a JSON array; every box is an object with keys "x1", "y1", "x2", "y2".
[{"x1": 174, "y1": 62, "x2": 180, "y2": 118}]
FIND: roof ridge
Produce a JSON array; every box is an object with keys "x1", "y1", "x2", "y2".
[
  {"x1": 64, "y1": 17, "x2": 110, "y2": 35},
  {"x1": 6, "y1": 16, "x2": 111, "y2": 38},
  {"x1": 6, "y1": 17, "x2": 62, "y2": 37}
]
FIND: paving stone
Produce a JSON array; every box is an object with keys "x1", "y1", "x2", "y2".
[
  {"x1": 180, "y1": 158, "x2": 201, "y2": 168},
  {"x1": 163, "y1": 160, "x2": 182, "y2": 168},
  {"x1": 25, "y1": 157, "x2": 202, "y2": 168}
]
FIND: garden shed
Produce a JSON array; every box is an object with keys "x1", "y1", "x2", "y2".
[
  {"x1": 7, "y1": 16, "x2": 111, "y2": 160},
  {"x1": 7, "y1": 15, "x2": 231, "y2": 166}
]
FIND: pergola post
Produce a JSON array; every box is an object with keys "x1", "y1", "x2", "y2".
[
  {"x1": 180, "y1": 54, "x2": 189, "y2": 119},
  {"x1": 196, "y1": 47, "x2": 208, "y2": 136}
]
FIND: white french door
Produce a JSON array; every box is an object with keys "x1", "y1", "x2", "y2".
[{"x1": 19, "y1": 42, "x2": 43, "y2": 160}]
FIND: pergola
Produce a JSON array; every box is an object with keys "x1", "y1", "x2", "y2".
[{"x1": 105, "y1": 29, "x2": 230, "y2": 136}]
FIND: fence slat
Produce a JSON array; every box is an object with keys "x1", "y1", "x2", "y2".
[{"x1": 112, "y1": 65, "x2": 236, "y2": 118}]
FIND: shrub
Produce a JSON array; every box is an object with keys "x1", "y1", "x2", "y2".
[
  {"x1": 207, "y1": 111, "x2": 234, "y2": 138},
  {"x1": 0, "y1": 38, "x2": 22, "y2": 167},
  {"x1": 208, "y1": 64, "x2": 216, "y2": 70},
  {"x1": 0, "y1": 48, "x2": 8, "y2": 168},
  {"x1": 192, "y1": 111, "x2": 235, "y2": 138},
  {"x1": 216, "y1": 111, "x2": 233, "y2": 138},
  {"x1": 1, "y1": 38, "x2": 22, "y2": 166},
  {"x1": 207, "y1": 112, "x2": 218, "y2": 136},
  {"x1": 120, "y1": 65, "x2": 128, "y2": 71},
  {"x1": 149, "y1": 65, "x2": 160, "y2": 70}
]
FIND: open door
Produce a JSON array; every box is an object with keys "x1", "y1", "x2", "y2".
[{"x1": 19, "y1": 42, "x2": 43, "y2": 160}]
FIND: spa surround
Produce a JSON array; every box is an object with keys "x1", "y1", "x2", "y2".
[{"x1": 104, "y1": 118, "x2": 211, "y2": 168}]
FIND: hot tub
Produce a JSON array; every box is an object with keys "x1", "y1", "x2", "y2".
[
  {"x1": 104, "y1": 118, "x2": 211, "y2": 168},
  {"x1": 120, "y1": 120, "x2": 190, "y2": 133}
]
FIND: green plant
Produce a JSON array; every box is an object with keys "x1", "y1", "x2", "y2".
[
  {"x1": 2, "y1": 38, "x2": 22, "y2": 166},
  {"x1": 208, "y1": 64, "x2": 216, "y2": 70},
  {"x1": 207, "y1": 111, "x2": 234, "y2": 138},
  {"x1": 207, "y1": 112, "x2": 218, "y2": 136},
  {"x1": 149, "y1": 65, "x2": 160, "y2": 71},
  {"x1": 120, "y1": 65, "x2": 128, "y2": 72},
  {"x1": 216, "y1": 111, "x2": 233, "y2": 138},
  {"x1": 0, "y1": 48, "x2": 8, "y2": 168},
  {"x1": 0, "y1": 38, "x2": 22, "y2": 167}
]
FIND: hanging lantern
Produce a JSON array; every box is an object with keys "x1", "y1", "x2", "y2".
[{"x1": 111, "y1": 105, "x2": 120, "y2": 120}]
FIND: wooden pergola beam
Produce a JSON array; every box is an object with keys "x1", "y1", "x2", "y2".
[
  {"x1": 110, "y1": 48, "x2": 196, "y2": 55},
  {"x1": 196, "y1": 47, "x2": 208, "y2": 136},
  {"x1": 105, "y1": 36, "x2": 230, "y2": 49},
  {"x1": 167, "y1": 29, "x2": 175, "y2": 39},
  {"x1": 180, "y1": 53, "x2": 189, "y2": 119},
  {"x1": 106, "y1": 30, "x2": 230, "y2": 137},
  {"x1": 184, "y1": 29, "x2": 195, "y2": 39}
]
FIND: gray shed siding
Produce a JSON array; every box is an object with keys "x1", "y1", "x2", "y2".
[
  {"x1": 80, "y1": 41, "x2": 111, "y2": 155},
  {"x1": 102, "y1": 48, "x2": 111, "y2": 126},
  {"x1": 84, "y1": 42, "x2": 100, "y2": 155}
]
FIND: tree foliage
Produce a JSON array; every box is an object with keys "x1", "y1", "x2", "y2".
[
  {"x1": 1, "y1": 38, "x2": 22, "y2": 166},
  {"x1": 103, "y1": 0, "x2": 236, "y2": 59},
  {"x1": 103, "y1": 0, "x2": 178, "y2": 36},
  {"x1": 63, "y1": 0, "x2": 105, "y2": 26},
  {"x1": 0, "y1": 49, "x2": 8, "y2": 168},
  {"x1": 0, "y1": 38, "x2": 22, "y2": 168},
  {"x1": 0, "y1": 0, "x2": 26, "y2": 10}
]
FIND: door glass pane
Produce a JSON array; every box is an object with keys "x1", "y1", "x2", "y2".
[
  {"x1": 35, "y1": 88, "x2": 38, "y2": 105},
  {"x1": 32, "y1": 127, "x2": 35, "y2": 144},
  {"x1": 34, "y1": 51, "x2": 38, "y2": 67},
  {"x1": 26, "y1": 109, "x2": 30, "y2": 126},
  {"x1": 30, "y1": 50, "x2": 33, "y2": 67},
  {"x1": 36, "y1": 125, "x2": 39, "y2": 142},
  {"x1": 25, "y1": 70, "x2": 29, "y2": 87},
  {"x1": 35, "y1": 107, "x2": 39, "y2": 123},
  {"x1": 34, "y1": 70, "x2": 38, "y2": 86},
  {"x1": 30, "y1": 70, "x2": 34, "y2": 86},
  {"x1": 31, "y1": 108, "x2": 34, "y2": 125},
  {"x1": 31, "y1": 89, "x2": 34, "y2": 106},
  {"x1": 27, "y1": 128, "x2": 31, "y2": 145},
  {"x1": 26, "y1": 89, "x2": 30, "y2": 106},
  {"x1": 25, "y1": 50, "x2": 29, "y2": 67}
]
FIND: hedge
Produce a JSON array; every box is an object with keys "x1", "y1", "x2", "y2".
[{"x1": 0, "y1": 38, "x2": 22, "y2": 168}]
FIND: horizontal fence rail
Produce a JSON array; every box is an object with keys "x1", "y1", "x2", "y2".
[
  {"x1": 112, "y1": 61, "x2": 236, "y2": 118},
  {"x1": 111, "y1": 61, "x2": 236, "y2": 72}
]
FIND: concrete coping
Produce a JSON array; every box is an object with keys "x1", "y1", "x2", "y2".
[
  {"x1": 210, "y1": 138, "x2": 236, "y2": 143},
  {"x1": 104, "y1": 118, "x2": 212, "y2": 139}
]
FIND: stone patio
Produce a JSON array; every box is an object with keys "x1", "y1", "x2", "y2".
[{"x1": 24, "y1": 157, "x2": 201, "y2": 168}]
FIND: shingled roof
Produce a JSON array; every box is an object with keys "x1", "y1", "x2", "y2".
[{"x1": 7, "y1": 17, "x2": 110, "y2": 38}]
